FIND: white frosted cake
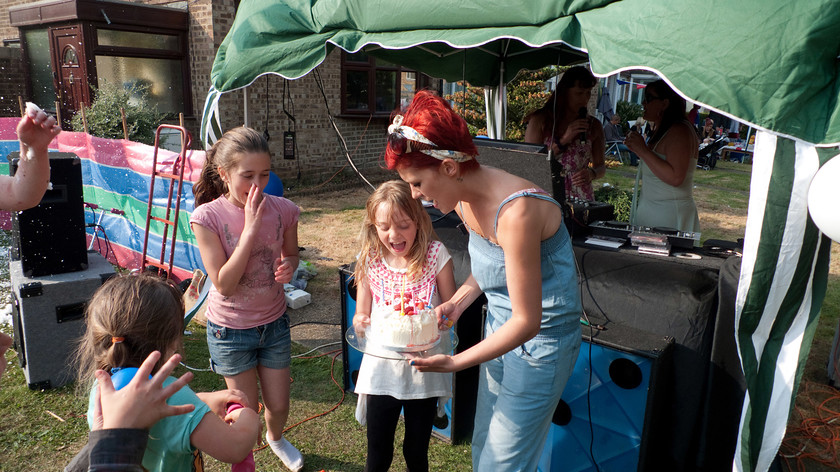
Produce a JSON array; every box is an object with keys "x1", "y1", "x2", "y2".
[{"x1": 370, "y1": 296, "x2": 439, "y2": 348}]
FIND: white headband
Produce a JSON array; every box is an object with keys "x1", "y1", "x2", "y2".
[{"x1": 388, "y1": 115, "x2": 474, "y2": 163}]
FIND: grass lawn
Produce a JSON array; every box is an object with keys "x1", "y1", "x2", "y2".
[{"x1": 1, "y1": 157, "x2": 838, "y2": 471}]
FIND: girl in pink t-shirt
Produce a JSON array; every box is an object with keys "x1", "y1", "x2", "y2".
[{"x1": 190, "y1": 127, "x2": 303, "y2": 471}]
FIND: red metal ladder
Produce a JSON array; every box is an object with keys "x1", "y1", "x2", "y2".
[{"x1": 140, "y1": 124, "x2": 191, "y2": 280}]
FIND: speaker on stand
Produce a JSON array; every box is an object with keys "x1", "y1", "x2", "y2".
[
  {"x1": 537, "y1": 324, "x2": 674, "y2": 472},
  {"x1": 8, "y1": 152, "x2": 88, "y2": 277},
  {"x1": 10, "y1": 251, "x2": 116, "y2": 389}
]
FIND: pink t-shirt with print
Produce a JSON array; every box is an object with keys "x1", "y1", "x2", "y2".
[{"x1": 190, "y1": 194, "x2": 300, "y2": 329}]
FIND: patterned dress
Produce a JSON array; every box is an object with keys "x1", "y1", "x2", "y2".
[{"x1": 544, "y1": 116, "x2": 595, "y2": 201}]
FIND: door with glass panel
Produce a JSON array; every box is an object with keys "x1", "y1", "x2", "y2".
[{"x1": 50, "y1": 25, "x2": 90, "y2": 129}]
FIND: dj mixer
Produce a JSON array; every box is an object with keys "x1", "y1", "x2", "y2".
[{"x1": 589, "y1": 220, "x2": 701, "y2": 249}]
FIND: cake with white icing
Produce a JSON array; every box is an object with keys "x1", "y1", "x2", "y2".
[{"x1": 370, "y1": 292, "x2": 439, "y2": 348}]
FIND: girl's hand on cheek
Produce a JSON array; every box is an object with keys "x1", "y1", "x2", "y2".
[{"x1": 243, "y1": 184, "x2": 265, "y2": 235}]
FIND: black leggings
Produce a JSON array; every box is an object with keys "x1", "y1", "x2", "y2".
[{"x1": 365, "y1": 395, "x2": 438, "y2": 472}]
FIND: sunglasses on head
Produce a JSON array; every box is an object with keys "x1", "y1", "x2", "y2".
[{"x1": 388, "y1": 132, "x2": 437, "y2": 155}]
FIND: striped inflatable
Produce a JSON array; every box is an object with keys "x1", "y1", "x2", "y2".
[{"x1": 0, "y1": 117, "x2": 205, "y2": 282}]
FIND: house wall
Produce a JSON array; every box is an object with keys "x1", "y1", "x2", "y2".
[
  {"x1": 0, "y1": 0, "x2": 387, "y2": 183},
  {"x1": 239, "y1": 52, "x2": 392, "y2": 183},
  {"x1": 0, "y1": 0, "x2": 32, "y2": 117}
]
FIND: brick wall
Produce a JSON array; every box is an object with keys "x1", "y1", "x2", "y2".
[
  {"x1": 0, "y1": 1, "x2": 32, "y2": 117},
  {"x1": 0, "y1": 0, "x2": 30, "y2": 41},
  {"x1": 0, "y1": 0, "x2": 389, "y2": 183},
  {"x1": 229, "y1": 48, "x2": 392, "y2": 183}
]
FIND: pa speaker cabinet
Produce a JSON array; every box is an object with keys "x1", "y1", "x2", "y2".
[
  {"x1": 472, "y1": 138, "x2": 561, "y2": 200},
  {"x1": 339, "y1": 263, "x2": 485, "y2": 444},
  {"x1": 537, "y1": 324, "x2": 674, "y2": 472},
  {"x1": 8, "y1": 152, "x2": 88, "y2": 277},
  {"x1": 10, "y1": 251, "x2": 116, "y2": 389}
]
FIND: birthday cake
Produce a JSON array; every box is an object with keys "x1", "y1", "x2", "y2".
[{"x1": 370, "y1": 292, "x2": 439, "y2": 348}]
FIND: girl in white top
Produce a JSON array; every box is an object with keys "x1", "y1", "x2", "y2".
[{"x1": 352, "y1": 180, "x2": 456, "y2": 472}]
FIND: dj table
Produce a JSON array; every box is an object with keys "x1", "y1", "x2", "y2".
[{"x1": 428, "y1": 206, "x2": 745, "y2": 470}]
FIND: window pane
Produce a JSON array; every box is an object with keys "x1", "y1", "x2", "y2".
[
  {"x1": 62, "y1": 46, "x2": 79, "y2": 65},
  {"x1": 24, "y1": 29, "x2": 57, "y2": 109},
  {"x1": 345, "y1": 70, "x2": 369, "y2": 111},
  {"x1": 95, "y1": 55, "x2": 184, "y2": 114},
  {"x1": 400, "y1": 71, "x2": 417, "y2": 109},
  {"x1": 375, "y1": 70, "x2": 396, "y2": 112},
  {"x1": 97, "y1": 29, "x2": 179, "y2": 51}
]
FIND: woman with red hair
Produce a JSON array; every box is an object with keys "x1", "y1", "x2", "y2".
[{"x1": 385, "y1": 90, "x2": 582, "y2": 471}]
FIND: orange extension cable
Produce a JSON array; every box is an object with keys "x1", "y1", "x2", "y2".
[
  {"x1": 253, "y1": 348, "x2": 346, "y2": 455},
  {"x1": 779, "y1": 380, "x2": 840, "y2": 471}
]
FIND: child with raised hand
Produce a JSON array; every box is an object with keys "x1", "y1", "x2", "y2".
[
  {"x1": 65, "y1": 350, "x2": 196, "y2": 472},
  {"x1": 352, "y1": 180, "x2": 456, "y2": 472},
  {"x1": 75, "y1": 274, "x2": 261, "y2": 471},
  {"x1": 190, "y1": 127, "x2": 303, "y2": 471}
]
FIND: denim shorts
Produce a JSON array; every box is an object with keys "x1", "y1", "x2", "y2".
[{"x1": 206, "y1": 313, "x2": 291, "y2": 376}]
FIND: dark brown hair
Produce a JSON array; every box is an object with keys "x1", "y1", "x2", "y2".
[
  {"x1": 523, "y1": 66, "x2": 597, "y2": 121},
  {"x1": 646, "y1": 79, "x2": 690, "y2": 146},
  {"x1": 193, "y1": 127, "x2": 270, "y2": 206}
]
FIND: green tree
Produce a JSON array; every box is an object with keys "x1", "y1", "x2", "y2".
[
  {"x1": 444, "y1": 66, "x2": 566, "y2": 140},
  {"x1": 506, "y1": 67, "x2": 565, "y2": 141},
  {"x1": 445, "y1": 82, "x2": 487, "y2": 136},
  {"x1": 71, "y1": 82, "x2": 167, "y2": 145}
]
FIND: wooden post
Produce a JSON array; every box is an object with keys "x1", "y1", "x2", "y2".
[
  {"x1": 55, "y1": 101, "x2": 62, "y2": 128},
  {"x1": 18, "y1": 96, "x2": 24, "y2": 116},
  {"x1": 179, "y1": 113, "x2": 185, "y2": 150},
  {"x1": 80, "y1": 107, "x2": 89, "y2": 134},
  {"x1": 120, "y1": 107, "x2": 128, "y2": 140}
]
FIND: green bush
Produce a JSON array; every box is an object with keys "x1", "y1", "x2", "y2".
[
  {"x1": 616, "y1": 101, "x2": 644, "y2": 134},
  {"x1": 594, "y1": 185, "x2": 634, "y2": 222},
  {"x1": 71, "y1": 82, "x2": 167, "y2": 145}
]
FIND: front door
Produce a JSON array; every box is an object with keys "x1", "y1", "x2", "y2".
[{"x1": 50, "y1": 25, "x2": 89, "y2": 129}]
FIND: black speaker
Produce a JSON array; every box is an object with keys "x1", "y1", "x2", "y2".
[
  {"x1": 10, "y1": 251, "x2": 116, "y2": 389},
  {"x1": 537, "y1": 324, "x2": 674, "y2": 472},
  {"x1": 8, "y1": 152, "x2": 88, "y2": 277},
  {"x1": 339, "y1": 264, "x2": 484, "y2": 444}
]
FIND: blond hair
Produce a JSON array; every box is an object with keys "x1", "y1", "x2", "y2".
[
  {"x1": 353, "y1": 180, "x2": 435, "y2": 287},
  {"x1": 74, "y1": 274, "x2": 185, "y2": 392}
]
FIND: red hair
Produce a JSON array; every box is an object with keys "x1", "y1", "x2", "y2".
[{"x1": 383, "y1": 90, "x2": 479, "y2": 173}]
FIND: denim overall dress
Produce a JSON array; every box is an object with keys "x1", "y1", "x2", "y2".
[{"x1": 462, "y1": 189, "x2": 582, "y2": 472}]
